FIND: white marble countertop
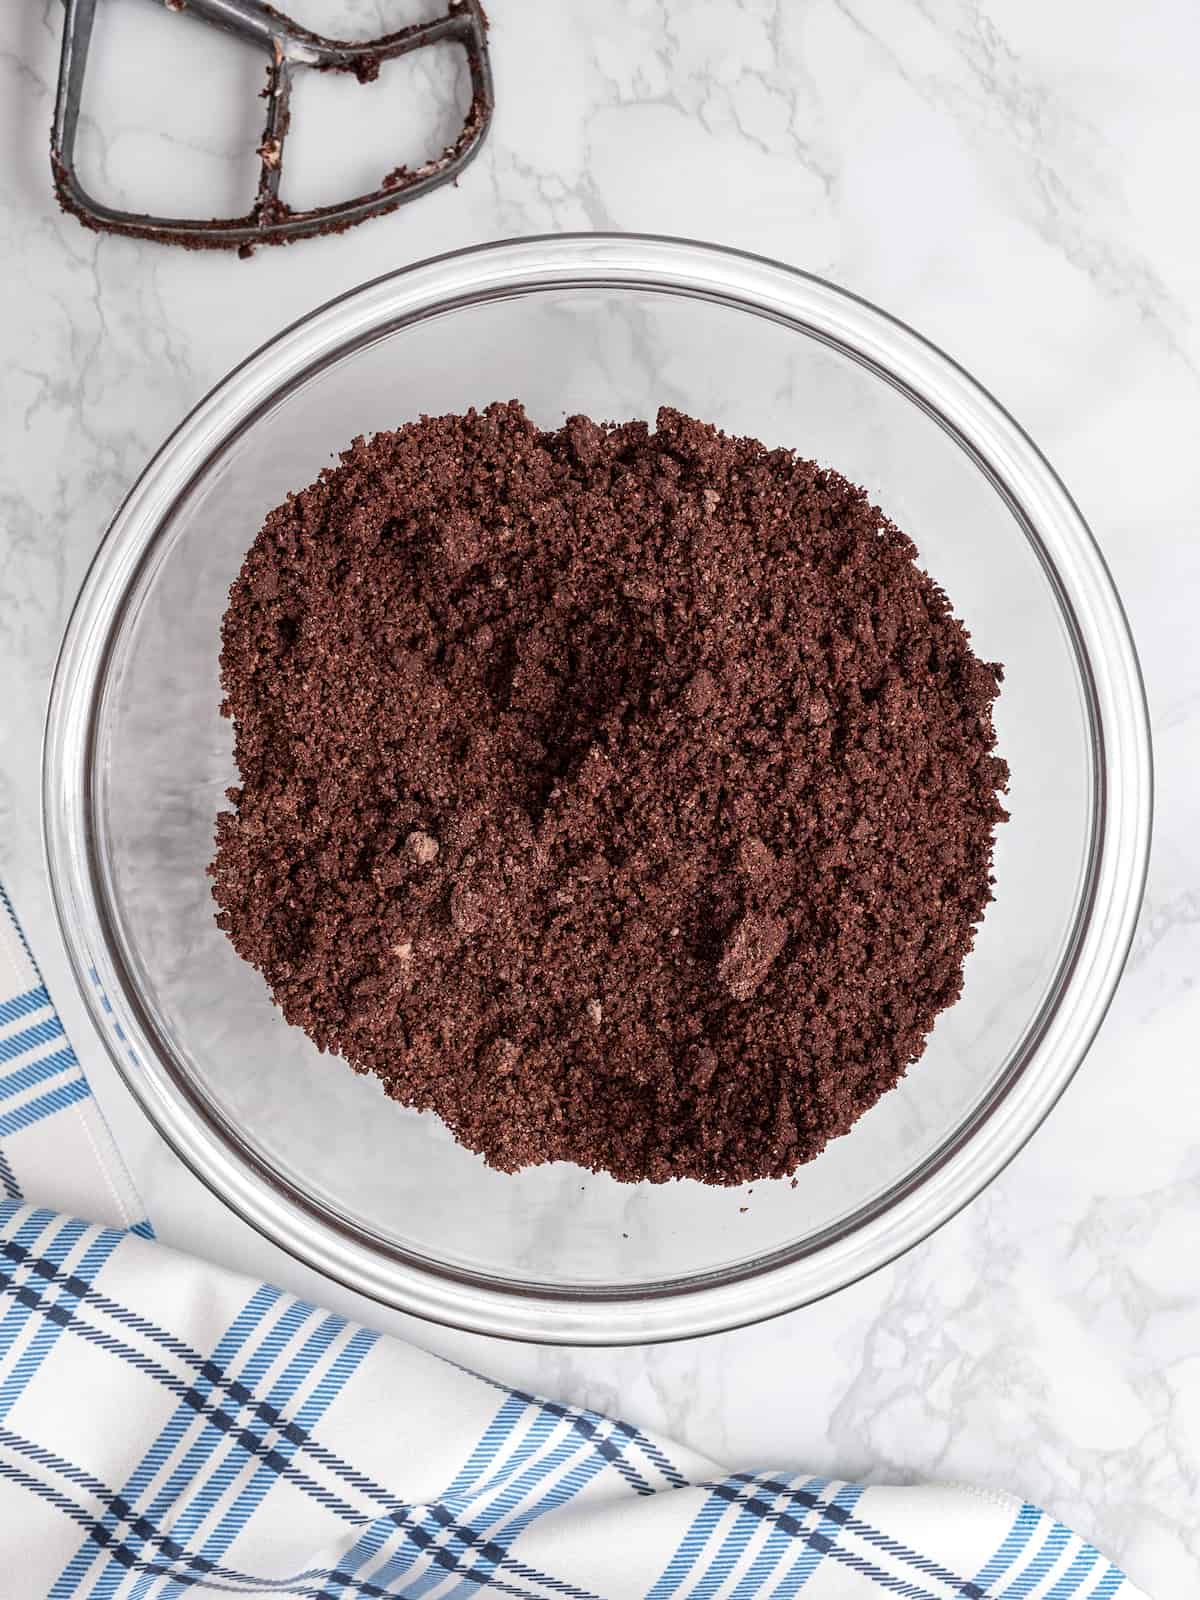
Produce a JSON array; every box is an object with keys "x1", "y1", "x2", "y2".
[{"x1": 2, "y1": 2, "x2": 1197, "y2": 1593}]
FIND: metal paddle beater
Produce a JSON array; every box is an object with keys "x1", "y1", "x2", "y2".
[{"x1": 51, "y1": 0, "x2": 494, "y2": 253}]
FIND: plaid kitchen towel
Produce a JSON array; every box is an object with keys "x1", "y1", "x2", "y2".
[
  {"x1": 0, "y1": 883, "x2": 145, "y2": 1235},
  {"x1": 0, "y1": 882, "x2": 1146, "y2": 1598}
]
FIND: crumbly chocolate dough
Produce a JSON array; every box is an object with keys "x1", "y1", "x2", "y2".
[{"x1": 211, "y1": 403, "x2": 1008, "y2": 1184}]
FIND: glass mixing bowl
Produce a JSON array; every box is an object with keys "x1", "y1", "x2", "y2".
[{"x1": 44, "y1": 235, "x2": 1151, "y2": 1343}]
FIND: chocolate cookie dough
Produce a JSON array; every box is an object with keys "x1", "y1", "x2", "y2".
[{"x1": 210, "y1": 403, "x2": 1008, "y2": 1184}]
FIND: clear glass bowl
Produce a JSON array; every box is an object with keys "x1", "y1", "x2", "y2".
[{"x1": 44, "y1": 235, "x2": 1151, "y2": 1343}]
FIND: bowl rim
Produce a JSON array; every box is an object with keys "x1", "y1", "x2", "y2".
[{"x1": 43, "y1": 232, "x2": 1153, "y2": 1344}]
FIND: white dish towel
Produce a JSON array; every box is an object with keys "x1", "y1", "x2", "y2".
[{"x1": 0, "y1": 882, "x2": 1144, "y2": 1598}]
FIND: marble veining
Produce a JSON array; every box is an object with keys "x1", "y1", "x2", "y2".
[{"x1": 1, "y1": 3, "x2": 1196, "y2": 1594}]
